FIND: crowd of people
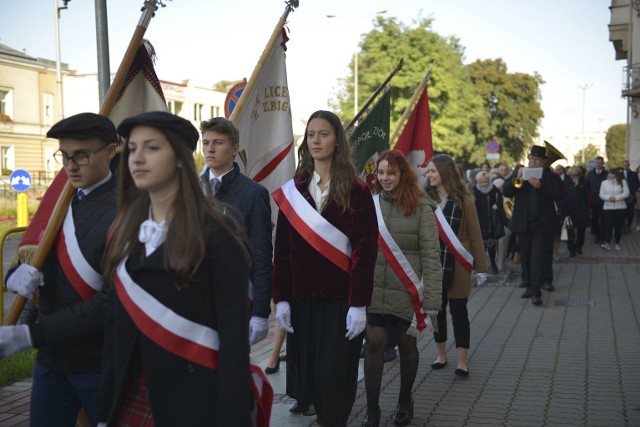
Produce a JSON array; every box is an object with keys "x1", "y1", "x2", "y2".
[{"x1": 0, "y1": 108, "x2": 639, "y2": 427}]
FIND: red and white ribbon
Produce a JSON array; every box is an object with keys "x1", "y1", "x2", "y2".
[
  {"x1": 55, "y1": 205, "x2": 104, "y2": 300},
  {"x1": 272, "y1": 179, "x2": 352, "y2": 272},
  {"x1": 373, "y1": 195, "x2": 426, "y2": 333},
  {"x1": 433, "y1": 207, "x2": 474, "y2": 273}
]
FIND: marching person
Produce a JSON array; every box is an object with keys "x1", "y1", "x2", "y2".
[
  {"x1": 586, "y1": 156, "x2": 608, "y2": 245},
  {"x1": 425, "y1": 154, "x2": 488, "y2": 377},
  {"x1": 473, "y1": 170, "x2": 504, "y2": 275},
  {"x1": 361, "y1": 150, "x2": 442, "y2": 427},
  {"x1": 97, "y1": 111, "x2": 256, "y2": 426},
  {"x1": 621, "y1": 160, "x2": 640, "y2": 233},
  {"x1": 503, "y1": 146, "x2": 564, "y2": 306},
  {"x1": 563, "y1": 165, "x2": 591, "y2": 256},
  {"x1": 272, "y1": 110, "x2": 378, "y2": 427},
  {"x1": 1, "y1": 113, "x2": 118, "y2": 426},
  {"x1": 599, "y1": 167, "x2": 630, "y2": 250},
  {"x1": 199, "y1": 117, "x2": 273, "y2": 346}
]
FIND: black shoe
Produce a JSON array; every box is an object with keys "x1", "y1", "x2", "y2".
[
  {"x1": 393, "y1": 400, "x2": 414, "y2": 426},
  {"x1": 531, "y1": 295, "x2": 543, "y2": 306},
  {"x1": 279, "y1": 354, "x2": 287, "y2": 362},
  {"x1": 490, "y1": 265, "x2": 499, "y2": 275},
  {"x1": 518, "y1": 281, "x2": 529, "y2": 288},
  {"x1": 431, "y1": 361, "x2": 448, "y2": 370},
  {"x1": 303, "y1": 404, "x2": 316, "y2": 416},
  {"x1": 289, "y1": 401, "x2": 305, "y2": 413},
  {"x1": 521, "y1": 290, "x2": 534, "y2": 298},
  {"x1": 542, "y1": 282, "x2": 555, "y2": 292},
  {"x1": 455, "y1": 368, "x2": 469, "y2": 377},
  {"x1": 264, "y1": 359, "x2": 280, "y2": 375},
  {"x1": 361, "y1": 407, "x2": 381, "y2": 427},
  {"x1": 383, "y1": 346, "x2": 397, "y2": 363}
]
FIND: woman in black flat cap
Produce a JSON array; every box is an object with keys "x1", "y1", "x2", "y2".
[{"x1": 97, "y1": 111, "x2": 256, "y2": 426}]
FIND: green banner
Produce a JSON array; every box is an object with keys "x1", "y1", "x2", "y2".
[{"x1": 349, "y1": 88, "x2": 390, "y2": 181}]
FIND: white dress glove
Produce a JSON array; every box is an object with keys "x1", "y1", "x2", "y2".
[
  {"x1": 249, "y1": 316, "x2": 269, "y2": 345},
  {"x1": 476, "y1": 272, "x2": 488, "y2": 286},
  {"x1": 6, "y1": 264, "x2": 43, "y2": 299},
  {"x1": 0, "y1": 325, "x2": 33, "y2": 359},
  {"x1": 425, "y1": 309, "x2": 439, "y2": 316},
  {"x1": 345, "y1": 306, "x2": 367, "y2": 340},
  {"x1": 275, "y1": 301, "x2": 294, "y2": 333},
  {"x1": 97, "y1": 423, "x2": 107, "y2": 427}
]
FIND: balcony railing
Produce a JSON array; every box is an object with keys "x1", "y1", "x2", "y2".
[{"x1": 622, "y1": 64, "x2": 640, "y2": 97}]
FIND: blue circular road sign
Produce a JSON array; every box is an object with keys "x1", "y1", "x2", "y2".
[
  {"x1": 224, "y1": 82, "x2": 246, "y2": 118},
  {"x1": 9, "y1": 169, "x2": 32, "y2": 192},
  {"x1": 486, "y1": 140, "x2": 500, "y2": 154}
]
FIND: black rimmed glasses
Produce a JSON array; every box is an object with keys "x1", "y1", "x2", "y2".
[{"x1": 53, "y1": 144, "x2": 110, "y2": 166}]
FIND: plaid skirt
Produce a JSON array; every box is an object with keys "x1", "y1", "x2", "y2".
[{"x1": 115, "y1": 350, "x2": 155, "y2": 427}]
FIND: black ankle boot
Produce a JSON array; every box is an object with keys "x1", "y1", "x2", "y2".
[
  {"x1": 393, "y1": 400, "x2": 413, "y2": 426},
  {"x1": 361, "y1": 406, "x2": 381, "y2": 427}
]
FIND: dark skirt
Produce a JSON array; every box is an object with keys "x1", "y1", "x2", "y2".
[{"x1": 286, "y1": 297, "x2": 364, "y2": 427}]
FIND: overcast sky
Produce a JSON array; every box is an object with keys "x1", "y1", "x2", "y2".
[{"x1": 1, "y1": 0, "x2": 627, "y2": 138}]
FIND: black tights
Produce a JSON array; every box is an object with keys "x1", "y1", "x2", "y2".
[{"x1": 364, "y1": 321, "x2": 417, "y2": 416}]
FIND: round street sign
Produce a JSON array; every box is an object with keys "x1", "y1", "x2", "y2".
[
  {"x1": 9, "y1": 169, "x2": 32, "y2": 192},
  {"x1": 486, "y1": 140, "x2": 500, "y2": 154},
  {"x1": 224, "y1": 82, "x2": 246, "y2": 118}
]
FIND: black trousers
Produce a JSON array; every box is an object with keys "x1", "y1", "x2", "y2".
[
  {"x1": 518, "y1": 221, "x2": 554, "y2": 297},
  {"x1": 602, "y1": 209, "x2": 626, "y2": 244},
  {"x1": 590, "y1": 204, "x2": 604, "y2": 241},
  {"x1": 433, "y1": 287, "x2": 470, "y2": 348}
]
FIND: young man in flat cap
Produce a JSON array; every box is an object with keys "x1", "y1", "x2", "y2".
[
  {"x1": 1, "y1": 112, "x2": 118, "y2": 426},
  {"x1": 199, "y1": 117, "x2": 273, "y2": 346}
]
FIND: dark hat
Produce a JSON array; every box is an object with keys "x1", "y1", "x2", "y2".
[
  {"x1": 117, "y1": 111, "x2": 199, "y2": 152},
  {"x1": 47, "y1": 112, "x2": 117, "y2": 143},
  {"x1": 529, "y1": 145, "x2": 547, "y2": 158}
]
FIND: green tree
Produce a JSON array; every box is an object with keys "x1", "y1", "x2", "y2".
[
  {"x1": 330, "y1": 16, "x2": 484, "y2": 164},
  {"x1": 574, "y1": 143, "x2": 602, "y2": 167},
  {"x1": 467, "y1": 59, "x2": 544, "y2": 166},
  {"x1": 605, "y1": 124, "x2": 627, "y2": 168},
  {"x1": 212, "y1": 79, "x2": 245, "y2": 93}
]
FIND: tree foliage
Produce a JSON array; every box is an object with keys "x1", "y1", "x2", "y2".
[
  {"x1": 605, "y1": 124, "x2": 627, "y2": 168},
  {"x1": 331, "y1": 17, "x2": 545, "y2": 168},
  {"x1": 573, "y1": 143, "x2": 602, "y2": 167},
  {"x1": 212, "y1": 79, "x2": 245, "y2": 93}
]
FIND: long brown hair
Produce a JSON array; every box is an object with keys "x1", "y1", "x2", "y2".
[
  {"x1": 103, "y1": 128, "x2": 250, "y2": 288},
  {"x1": 425, "y1": 154, "x2": 472, "y2": 209},
  {"x1": 296, "y1": 110, "x2": 356, "y2": 213},
  {"x1": 374, "y1": 150, "x2": 424, "y2": 216},
  {"x1": 609, "y1": 167, "x2": 623, "y2": 187}
]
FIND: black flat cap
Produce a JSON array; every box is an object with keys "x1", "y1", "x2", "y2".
[
  {"x1": 117, "y1": 111, "x2": 199, "y2": 152},
  {"x1": 47, "y1": 112, "x2": 117, "y2": 144}
]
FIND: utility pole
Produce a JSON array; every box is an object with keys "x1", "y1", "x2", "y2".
[
  {"x1": 578, "y1": 83, "x2": 594, "y2": 164},
  {"x1": 54, "y1": 0, "x2": 70, "y2": 121},
  {"x1": 95, "y1": 0, "x2": 110, "y2": 106}
]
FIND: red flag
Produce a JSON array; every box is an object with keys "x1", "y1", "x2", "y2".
[
  {"x1": 19, "y1": 41, "x2": 166, "y2": 250},
  {"x1": 393, "y1": 86, "x2": 434, "y2": 187}
]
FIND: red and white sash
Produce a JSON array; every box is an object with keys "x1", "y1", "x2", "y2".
[
  {"x1": 433, "y1": 207, "x2": 474, "y2": 273},
  {"x1": 272, "y1": 179, "x2": 352, "y2": 272},
  {"x1": 373, "y1": 195, "x2": 427, "y2": 333},
  {"x1": 55, "y1": 205, "x2": 104, "y2": 300},
  {"x1": 114, "y1": 262, "x2": 273, "y2": 427}
]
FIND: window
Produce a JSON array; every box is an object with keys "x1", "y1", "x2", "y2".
[
  {"x1": 43, "y1": 92, "x2": 54, "y2": 125},
  {"x1": 210, "y1": 105, "x2": 221, "y2": 118},
  {"x1": 193, "y1": 103, "x2": 204, "y2": 122},
  {"x1": 167, "y1": 100, "x2": 183, "y2": 115},
  {"x1": 1, "y1": 146, "x2": 15, "y2": 174},
  {"x1": 0, "y1": 88, "x2": 14, "y2": 120}
]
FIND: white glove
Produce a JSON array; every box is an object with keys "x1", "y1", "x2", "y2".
[
  {"x1": 425, "y1": 309, "x2": 439, "y2": 316},
  {"x1": 0, "y1": 325, "x2": 33, "y2": 359},
  {"x1": 249, "y1": 316, "x2": 269, "y2": 345},
  {"x1": 275, "y1": 301, "x2": 294, "y2": 333},
  {"x1": 6, "y1": 264, "x2": 43, "y2": 299},
  {"x1": 345, "y1": 306, "x2": 367, "y2": 340},
  {"x1": 476, "y1": 272, "x2": 488, "y2": 286},
  {"x1": 97, "y1": 423, "x2": 107, "y2": 427}
]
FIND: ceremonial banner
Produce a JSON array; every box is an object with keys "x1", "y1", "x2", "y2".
[
  {"x1": 393, "y1": 85, "x2": 434, "y2": 187},
  {"x1": 349, "y1": 88, "x2": 390, "y2": 190},
  {"x1": 17, "y1": 41, "x2": 167, "y2": 251},
  {"x1": 233, "y1": 29, "x2": 295, "y2": 225}
]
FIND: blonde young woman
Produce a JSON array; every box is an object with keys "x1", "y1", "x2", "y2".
[{"x1": 425, "y1": 154, "x2": 488, "y2": 377}]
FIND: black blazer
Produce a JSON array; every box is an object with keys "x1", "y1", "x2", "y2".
[
  {"x1": 623, "y1": 169, "x2": 640, "y2": 203},
  {"x1": 97, "y1": 218, "x2": 252, "y2": 426},
  {"x1": 503, "y1": 168, "x2": 564, "y2": 235}
]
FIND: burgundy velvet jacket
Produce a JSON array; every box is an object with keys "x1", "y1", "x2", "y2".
[{"x1": 272, "y1": 174, "x2": 378, "y2": 307}]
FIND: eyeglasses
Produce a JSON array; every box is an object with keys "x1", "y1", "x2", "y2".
[
  {"x1": 53, "y1": 144, "x2": 110, "y2": 166},
  {"x1": 527, "y1": 156, "x2": 545, "y2": 163}
]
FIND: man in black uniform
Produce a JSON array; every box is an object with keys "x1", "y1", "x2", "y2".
[
  {"x1": 586, "y1": 156, "x2": 607, "y2": 244},
  {"x1": 503, "y1": 146, "x2": 564, "y2": 306},
  {"x1": 1, "y1": 113, "x2": 118, "y2": 426}
]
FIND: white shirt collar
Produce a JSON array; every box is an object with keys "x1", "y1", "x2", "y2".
[{"x1": 79, "y1": 170, "x2": 112, "y2": 197}]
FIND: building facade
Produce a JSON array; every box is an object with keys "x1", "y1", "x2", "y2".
[
  {"x1": 0, "y1": 43, "x2": 70, "y2": 182},
  {"x1": 609, "y1": 0, "x2": 640, "y2": 169}
]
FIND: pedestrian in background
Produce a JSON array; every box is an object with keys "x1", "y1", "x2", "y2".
[
  {"x1": 563, "y1": 165, "x2": 591, "y2": 256},
  {"x1": 620, "y1": 160, "x2": 639, "y2": 233},
  {"x1": 473, "y1": 170, "x2": 504, "y2": 274},
  {"x1": 587, "y1": 156, "x2": 608, "y2": 245},
  {"x1": 599, "y1": 167, "x2": 630, "y2": 250}
]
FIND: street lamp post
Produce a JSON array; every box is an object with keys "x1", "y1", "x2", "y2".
[
  {"x1": 578, "y1": 83, "x2": 594, "y2": 164},
  {"x1": 54, "y1": 0, "x2": 70, "y2": 121},
  {"x1": 326, "y1": 9, "x2": 387, "y2": 118}
]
